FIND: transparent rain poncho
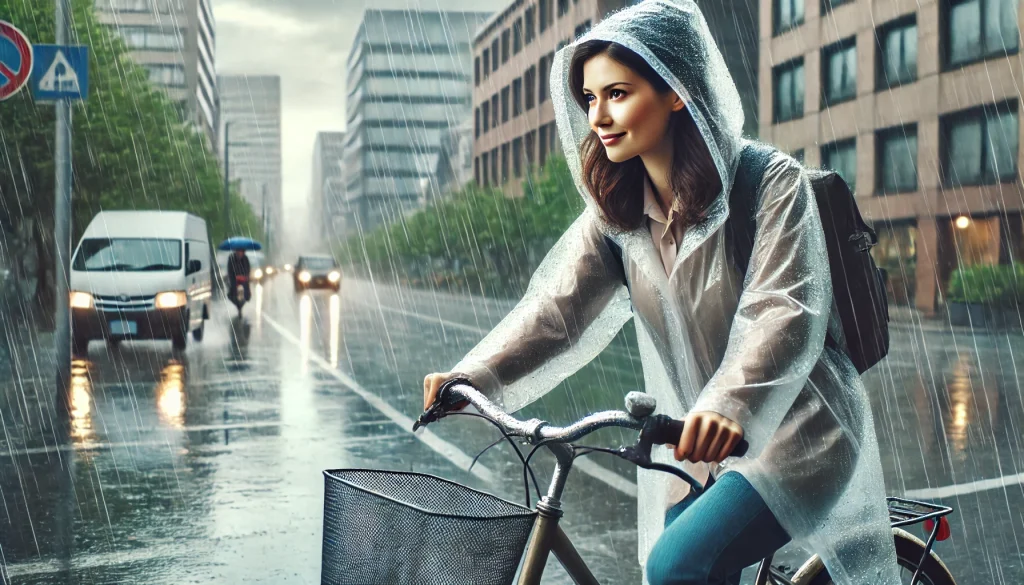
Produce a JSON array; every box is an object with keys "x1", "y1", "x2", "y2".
[{"x1": 452, "y1": 1, "x2": 900, "y2": 583}]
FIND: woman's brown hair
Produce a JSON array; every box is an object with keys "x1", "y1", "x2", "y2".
[{"x1": 568, "y1": 40, "x2": 722, "y2": 231}]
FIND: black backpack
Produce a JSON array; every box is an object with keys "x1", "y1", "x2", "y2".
[{"x1": 607, "y1": 141, "x2": 890, "y2": 374}]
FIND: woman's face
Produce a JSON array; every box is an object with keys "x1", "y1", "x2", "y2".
[{"x1": 582, "y1": 53, "x2": 684, "y2": 163}]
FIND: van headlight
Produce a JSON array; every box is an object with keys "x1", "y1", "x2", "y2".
[
  {"x1": 328, "y1": 271, "x2": 341, "y2": 283},
  {"x1": 70, "y1": 291, "x2": 93, "y2": 309},
  {"x1": 253, "y1": 268, "x2": 264, "y2": 279},
  {"x1": 155, "y1": 291, "x2": 187, "y2": 309},
  {"x1": 298, "y1": 271, "x2": 311, "y2": 283}
]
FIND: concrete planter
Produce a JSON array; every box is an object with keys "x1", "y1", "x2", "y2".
[{"x1": 947, "y1": 302, "x2": 988, "y2": 327}]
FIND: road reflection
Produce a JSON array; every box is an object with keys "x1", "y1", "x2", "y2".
[
  {"x1": 70, "y1": 359, "x2": 93, "y2": 444},
  {"x1": 157, "y1": 360, "x2": 186, "y2": 428},
  {"x1": 296, "y1": 291, "x2": 342, "y2": 370}
]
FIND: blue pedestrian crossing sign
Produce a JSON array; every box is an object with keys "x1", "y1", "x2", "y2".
[{"x1": 31, "y1": 44, "x2": 88, "y2": 101}]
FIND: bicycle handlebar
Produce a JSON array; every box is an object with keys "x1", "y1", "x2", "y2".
[{"x1": 418, "y1": 381, "x2": 748, "y2": 457}]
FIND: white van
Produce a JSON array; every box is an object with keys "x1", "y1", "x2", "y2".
[{"x1": 69, "y1": 211, "x2": 213, "y2": 354}]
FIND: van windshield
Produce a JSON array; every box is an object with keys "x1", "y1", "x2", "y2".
[
  {"x1": 301, "y1": 257, "x2": 336, "y2": 270},
  {"x1": 73, "y1": 238, "x2": 182, "y2": 272}
]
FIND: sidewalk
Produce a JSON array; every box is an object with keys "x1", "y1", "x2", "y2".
[{"x1": 887, "y1": 304, "x2": 1023, "y2": 335}]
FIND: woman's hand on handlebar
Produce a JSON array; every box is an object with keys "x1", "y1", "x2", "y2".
[
  {"x1": 422, "y1": 372, "x2": 469, "y2": 412},
  {"x1": 674, "y1": 411, "x2": 744, "y2": 464}
]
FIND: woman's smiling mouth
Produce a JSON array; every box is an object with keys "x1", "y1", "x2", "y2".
[{"x1": 600, "y1": 132, "x2": 626, "y2": 145}]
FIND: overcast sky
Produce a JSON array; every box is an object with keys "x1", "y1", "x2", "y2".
[{"x1": 214, "y1": 0, "x2": 506, "y2": 249}]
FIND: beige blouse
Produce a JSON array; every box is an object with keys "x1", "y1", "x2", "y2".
[{"x1": 643, "y1": 177, "x2": 686, "y2": 275}]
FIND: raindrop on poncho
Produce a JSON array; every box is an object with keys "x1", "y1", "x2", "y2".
[{"x1": 453, "y1": 1, "x2": 901, "y2": 583}]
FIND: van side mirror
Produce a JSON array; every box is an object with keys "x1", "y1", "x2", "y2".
[{"x1": 187, "y1": 259, "x2": 201, "y2": 275}]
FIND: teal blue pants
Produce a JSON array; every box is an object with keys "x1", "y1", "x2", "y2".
[{"x1": 645, "y1": 472, "x2": 792, "y2": 585}]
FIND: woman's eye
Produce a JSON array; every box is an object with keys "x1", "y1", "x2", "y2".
[
  {"x1": 585, "y1": 94, "x2": 595, "y2": 104},
  {"x1": 610, "y1": 89, "x2": 626, "y2": 99}
]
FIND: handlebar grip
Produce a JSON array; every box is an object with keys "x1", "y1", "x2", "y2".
[{"x1": 646, "y1": 416, "x2": 749, "y2": 458}]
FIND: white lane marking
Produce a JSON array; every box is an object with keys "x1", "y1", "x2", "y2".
[
  {"x1": 349, "y1": 297, "x2": 488, "y2": 335},
  {"x1": 344, "y1": 297, "x2": 641, "y2": 497},
  {"x1": 904, "y1": 471, "x2": 1024, "y2": 500},
  {"x1": 263, "y1": 314, "x2": 496, "y2": 484}
]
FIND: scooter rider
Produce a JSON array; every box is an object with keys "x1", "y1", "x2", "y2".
[{"x1": 226, "y1": 249, "x2": 251, "y2": 309}]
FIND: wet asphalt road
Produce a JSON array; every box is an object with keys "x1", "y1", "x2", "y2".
[{"x1": 0, "y1": 277, "x2": 1022, "y2": 584}]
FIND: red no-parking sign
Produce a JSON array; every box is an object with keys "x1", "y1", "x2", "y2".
[{"x1": 0, "y1": 20, "x2": 33, "y2": 101}]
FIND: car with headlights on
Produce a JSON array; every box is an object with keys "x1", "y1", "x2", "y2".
[
  {"x1": 69, "y1": 211, "x2": 213, "y2": 354},
  {"x1": 294, "y1": 255, "x2": 341, "y2": 292}
]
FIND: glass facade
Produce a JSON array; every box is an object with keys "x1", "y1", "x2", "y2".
[
  {"x1": 343, "y1": 10, "x2": 491, "y2": 234},
  {"x1": 774, "y1": 0, "x2": 805, "y2": 35}
]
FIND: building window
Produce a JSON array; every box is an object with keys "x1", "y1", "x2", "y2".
[
  {"x1": 876, "y1": 15, "x2": 917, "y2": 89},
  {"x1": 475, "y1": 156, "x2": 481, "y2": 185},
  {"x1": 482, "y1": 102, "x2": 490, "y2": 133},
  {"x1": 501, "y1": 29, "x2": 511, "y2": 64},
  {"x1": 774, "y1": 0, "x2": 805, "y2": 35},
  {"x1": 942, "y1": 101, "x2": 1019, "y2": 186},
  {"x1": 501, "y1": 143, "x2": 510, "y2": 183},
  {"x1": 574, "y1": 20, "x2": 592, "y2": 38},
  {"x1": 475, "y1": 107, "x2": 481, "y2": 137},
  {"x1": 558, "y1": 0, "x2": 570, "y2": 17},
  {"x1": 499, "y1": 86, "x2": 507, "y2": 123},
  {"x1": 822, "y1": 38, "x2": 857, "y2": 107},
  {"x1": 491, "y1": 95, "x2": 499, "y2": 127},
  {"x1": 481, "y1": 152, "x2": 489, "y2": 186},
  {"x1": 491, "y1": 147, "x2": 499, "y2": 185},
  {"x1": 525, "y1": 66, "x2": 537, "y2": 110},
  {"x1": 550, "y1": 122, "x2": 558, "y2": 154},
  {"x1": 482, "y1": 49, "x2": 490, "y2": 78},
  {"x1": 540, "y1": 0, "x2": 550, "y2": 32},
  {"x1": 773, "y1": 57, "x2": 804, "y2": 123},
  {"x1": 945, "y1": 0, "x2": 1019, "y2": 68},
  {"x1": 821, "y1": 0, "x2": 852, "y2": 12},
  {"x1": 491, "y1": 39, "x2": 499, "y2": 71},
  {"x1": 525, "y1": 7, "x2": 536, "y2": 44},
  {"x1": 539, "y1": 125, "x2": 549, "y2": 167},
  {"x1": 876, "y1": 124, "x2": 918, "y2": 194},
  {"x1": 513, "y1": 78, "x2": 523, "y2": 117},
  {"x1": 539, "y1": 56, "x2": 550, "y2": 105},
  {"x1": 821, "y1": 138, "x2": 857, "y2": 192},
  {"x1": 145, "y1": 64, "x2": 186, "y2": 87},
  {"x1": 116, "y1": 26, "x2": 184, "y2": 51},
  {"x1": 526, "y1": 131, "x2": 536, "y2": 168},
  {"x1": 513, "y1": 137, "x2": 524, "y2": 178},
  {"x1": 792, "y1": 149, "x2": 805, "y2": 163},
  {"x1": 474, "y1": 57, "x2": 481, "y2": 86},
  {"x1": 514, "y1": 18, "x2": 523, "y2": 54}
]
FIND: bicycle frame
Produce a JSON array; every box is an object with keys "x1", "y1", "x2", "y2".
[{"x1": 516, "y1": 442, "x2": 601, "y2": 585}]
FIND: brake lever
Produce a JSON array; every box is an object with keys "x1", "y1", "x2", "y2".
[
  {"x1": 611, "y1": 415, "x2": 706, "y2": 497},
  {"x1": 412, "y1": 377, "x2": 473, "y2": 432}
]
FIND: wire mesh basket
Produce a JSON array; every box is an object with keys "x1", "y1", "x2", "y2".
[{"x1": 322, "y1": 468, "x2": 538, "y2": 585}]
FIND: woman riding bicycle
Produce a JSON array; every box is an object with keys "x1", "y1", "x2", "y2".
[{"x1": 425, "y1": 1, "x2": 899, "y2": 583}]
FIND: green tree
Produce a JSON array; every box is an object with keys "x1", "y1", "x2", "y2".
[
  {"x1": 337, "y1": 156, "x2": 584, "y2": 298},
  {"x1": 0, "y1": 0, "x2": 261, "y2": 323}
]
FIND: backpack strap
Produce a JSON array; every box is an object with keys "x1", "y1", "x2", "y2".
[{"x1": 728, "y1": 141, "x2": 778, "y2": 274}]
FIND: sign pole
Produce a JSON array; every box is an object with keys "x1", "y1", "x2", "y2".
[{"x1": 54, "y1": 0, "x2": 72, "y2": 410}]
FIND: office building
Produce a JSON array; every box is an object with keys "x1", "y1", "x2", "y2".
[
  {"x1": 219, "y1": 75, "x2": 282, "y2": 246},
  {"x1": 472, "y1": 0, "x2": 760, "y2": 196},
  {"x1": 95, "y1": 0, "x2": 218, "y2": 148},
  {"x1": 341, "y1": 9, "x2": 493, "y2": 235},
  {"x1": 760, "y1": 0, "x2": 1023, "y2": 315},
  {"x1": 313, "y1": 132, "x2": 347, "y2": 244}
]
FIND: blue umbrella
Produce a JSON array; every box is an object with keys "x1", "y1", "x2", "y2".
[{"x1": 218, "y1": 237, "x2": 263, "y2": 251}]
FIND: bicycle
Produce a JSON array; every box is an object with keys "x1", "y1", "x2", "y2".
[{"x1": 321, "y1": 381, "x2": 956, "y2": 585}]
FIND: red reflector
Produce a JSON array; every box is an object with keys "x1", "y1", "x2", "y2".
[{"x1": 923, "y1": 517, "x2": 952, "y2": 541}]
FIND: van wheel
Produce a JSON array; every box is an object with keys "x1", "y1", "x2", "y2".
[
  {"x1": 172, "y1": 330, "x2": 187, "y2": 351},
  {"x1": 72, "y1": 333, "x2": 89, "y2": 356},
  {"x1": 192, "y1": 320, "x2": 205, "y2": 342}
]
